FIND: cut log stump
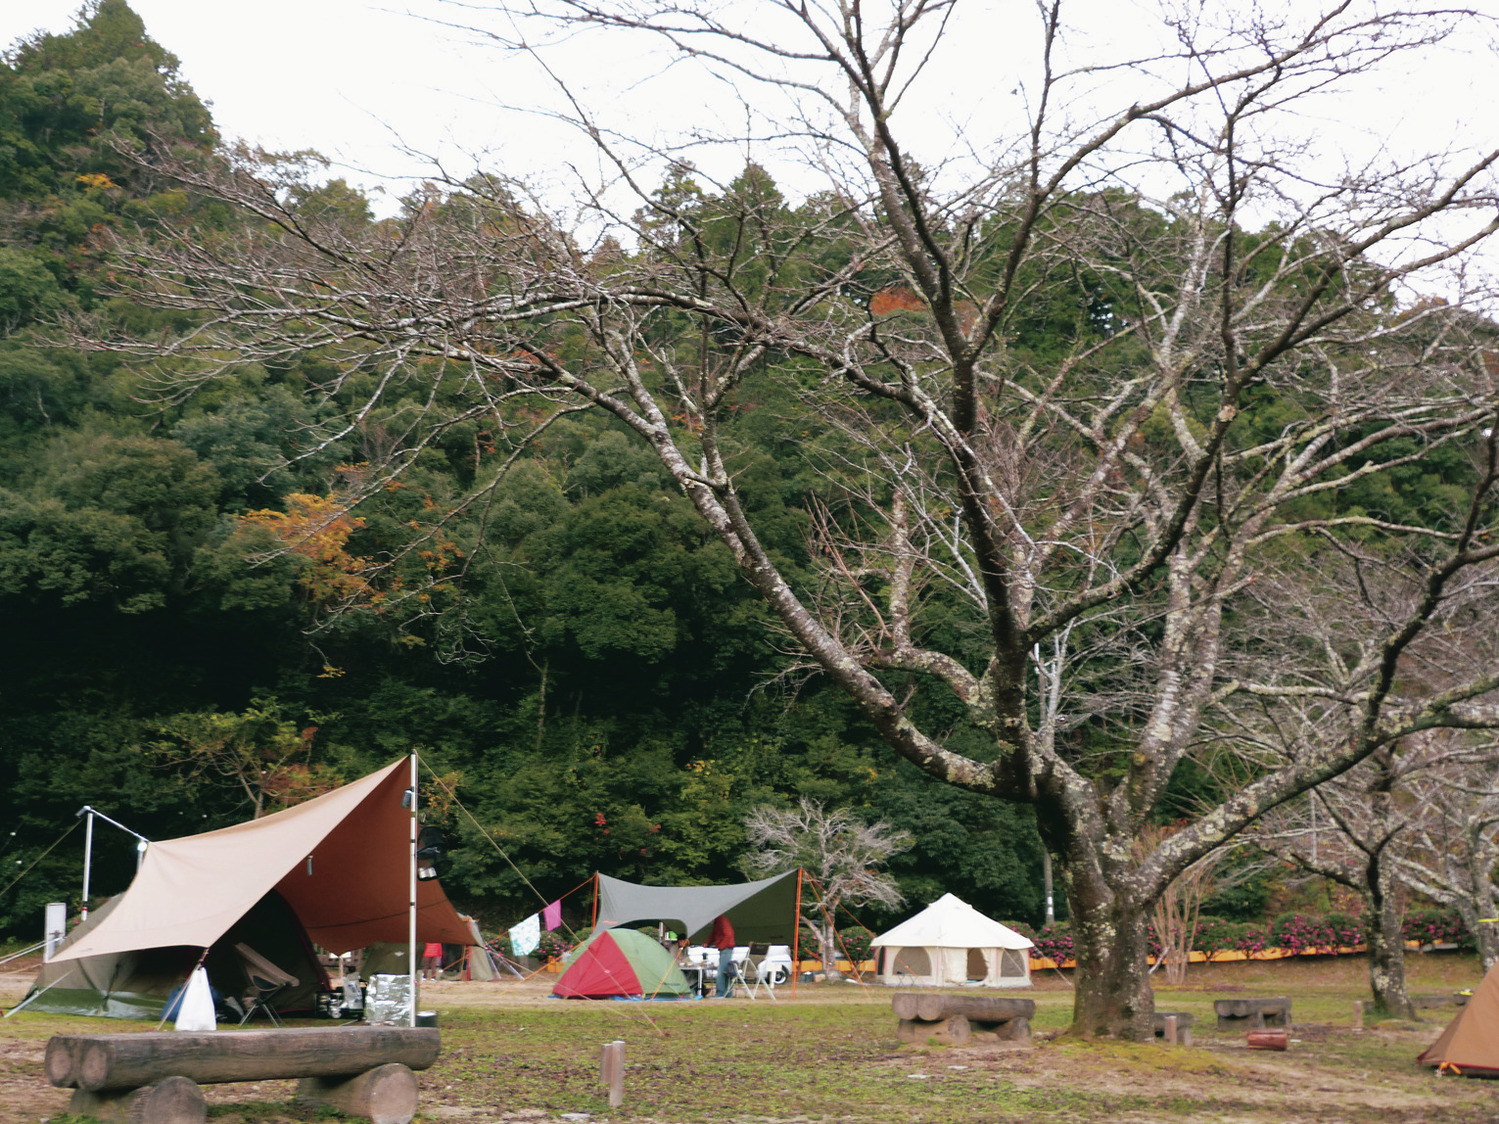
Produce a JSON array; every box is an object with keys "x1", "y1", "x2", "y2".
[
  {"x1": 892, "y1": 995, "x2": 1034, "y2": 1047},
  {"x1": 891, "y1": 994, "x2": 1035, "y2": 1023},
  {"x1": 68, "y1": 1075, "x2": 206, "y2": 1124},
  {"x1": 298, "y1": 1062, "x2": 419, "y2": 1124},
  {"x1": 897, "y1": 1014, "x2": 972, "y2": 1045},
  {"x1": 45, "y1": 1036, "x2": 79, "y2": 1088},
  {"x1": 993, "y1": 1016, "x2": 1031, "y2": 1043},
  {"x1": 1246, "y1": 1028, "x2": 1289, "y2": 1051}
]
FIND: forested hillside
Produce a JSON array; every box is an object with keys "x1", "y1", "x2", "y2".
[{"x1": 0, "y1": 1, "x2": 1046, "y2": 937}]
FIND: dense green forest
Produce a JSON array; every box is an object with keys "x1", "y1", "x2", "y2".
[{"x1": 0, "y1": 1, "x2": 1052, "y2": 938}]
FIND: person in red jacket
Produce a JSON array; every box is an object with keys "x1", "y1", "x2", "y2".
[{"x1": 707, "y1": 914, "x2": 736, "y2": 998}]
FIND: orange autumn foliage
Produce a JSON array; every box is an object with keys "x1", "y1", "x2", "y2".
[
  {"x1": 868, "y1": 286, "x2": 925, "y2": 315},
  {"x1": 240, "y1": 493, "x2": 373, "y2": 605}
]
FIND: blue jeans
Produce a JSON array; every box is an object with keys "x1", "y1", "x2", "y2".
[{"x1": 715, "y1": 946, "x2": 734, "y2": 997}]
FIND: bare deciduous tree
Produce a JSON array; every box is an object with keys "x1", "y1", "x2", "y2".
[
  {"x1": 1136, "y1": 826, "x2": 1221, "y2": 987},
  {"x1": 742, "y1": 797, "x2": 912, "y2": 977},
  {"x1": 83, "y1": 2, "x2": 1499, "y2": 1035},
  {"x1": 1396, "y1": 736, "x2": 1499, "y2": 971},
  {"x1": 1213, "y1": 553, "x2": 1499, "y2": 1016},
  {"x1": 1250, "y1": 762, "x2": 1420, "y2": 1018}
]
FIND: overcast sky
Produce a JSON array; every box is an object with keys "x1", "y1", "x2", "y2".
[
  {"x1": 2, "y1": 2, "x2": 521, "y2": 207},
  {"x1": 4, "y1": 1, "x2": 1499, "y2": 231}
]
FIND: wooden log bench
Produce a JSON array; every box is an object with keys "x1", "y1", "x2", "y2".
[
  {"x1": 1213, "y1": 996, "x2": 1291, "y2": 1030},
  {"x1": 45, "y1": 1025, "x2": 439, "y2": 1124},
  {"x1": 892, "y1": 994, "x2": 1036, "y2": 1046},
  {"x1": 1410, "y1": 993, "x2": 1467, "y2": 1009},
  {"x1": 1152, "y1": 1011, "x2": 1195, "y2": 1047}
]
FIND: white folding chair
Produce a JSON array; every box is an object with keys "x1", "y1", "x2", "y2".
[{"x1": 728, "y1": 945, "x2": 758, "y2": 998}]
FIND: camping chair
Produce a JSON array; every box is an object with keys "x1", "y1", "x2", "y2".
[
  {"x1": 729, "y1": 944, "x2": 782, "y2": 1001},
  {"x1": 234, "y1": 943, "x2": 299, "y2": 1025},
  {"x1": 727, "y1": 945, "x2": 755, "y2": 998}
]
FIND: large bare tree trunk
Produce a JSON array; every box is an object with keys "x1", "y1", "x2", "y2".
[
  {"x1": 1069, "y1": 899, "x2": 1155, "y2": 1039},
  {"x1": 1365, "y1": 860, "x2": 1414, "y2": 1020}
]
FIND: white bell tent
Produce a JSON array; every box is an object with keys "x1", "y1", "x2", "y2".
[{"x1": 870, "y1": 893, "x2": 1033, "y2": 988}]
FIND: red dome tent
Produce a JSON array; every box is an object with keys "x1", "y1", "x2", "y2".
[{"x1": 551, "y1": 929, "x2": 693, "y2": 1000}]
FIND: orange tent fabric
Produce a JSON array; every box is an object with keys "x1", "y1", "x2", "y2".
[
  {"x1": 1417, "y1": 960, "x2": 1499, "y2": 1076},
  {"x1": 50, "y1": 758, "x2": 472, "y2": 960}
]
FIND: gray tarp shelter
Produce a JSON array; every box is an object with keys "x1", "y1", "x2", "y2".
[{"x1": 594, "y1": 871, "x2": 801, "y2": 944}]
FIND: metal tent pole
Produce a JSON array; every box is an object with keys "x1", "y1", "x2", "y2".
[
  {"x1": 409, "y1": 753, "x2": 419, "y2": 1029},
  {"x1": 80, "y1": 810, "x2": 94, "y2": 921},
  {"x1": 75, "y1": 806, "x2": 149, "y2": 922},
  {"x1": 792, "y1": 868, "x2": 803, "y2": 997}
]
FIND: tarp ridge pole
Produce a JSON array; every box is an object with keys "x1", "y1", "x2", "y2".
[
  {"x1": 409, "y1": 751, "x2": 419, "y2": 1029},
  {"x1": 81, "y1": 809, "x2": 94, "y2": 922},
  {"x1": 792, "y1": 868, "x2": 803, "y2": 998}
]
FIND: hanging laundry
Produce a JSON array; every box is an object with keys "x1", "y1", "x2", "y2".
[
  {"x1": 543, "y1": 900, "x2": 563, "y2": 931},
  {"x1": 510, "y1": 912, "x2": 542, "y2": 956}
]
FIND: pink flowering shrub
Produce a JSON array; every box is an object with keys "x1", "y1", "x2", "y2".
[
  {"x1": 1029, "y1": 922, "x2": 1074, "y2": 963},
  {"x1": 1402, "y1": 908, "x2": 1470, "y2": 948},
  {"x1": 838, "y1": 926, "x2": 875, "y2": 963},
  {"x1": 1234, "y1": 924, "x2": 1271, "y2": 955},
  {"x1": 1193, "y1": 917, "x2": 1246, "y2": 960},
  {"x1": 1322, "y1": 912, "x2": 1365, "y2": 949},
  {"x1": 535, "y1": 930, "x2": 571, "y2": 962}
]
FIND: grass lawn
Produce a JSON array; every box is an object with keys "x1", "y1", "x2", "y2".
[{"x1": 0, "y1": 953, "x2": 1491, "y2": 1123}]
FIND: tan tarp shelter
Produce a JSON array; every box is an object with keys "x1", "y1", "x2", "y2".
[
  {"x1": 871, "y1": 893, "x2": 1033, "y2": 988},
  {"x1": 51, "y1": 757, "x2": 472, "y2": 966},
  {"x1": 25, "y1": 890, "x2": 326, "y2": 1018},
  {"x1": 1418, "y1": 959, "x2": 1499, "y2": 1076}
]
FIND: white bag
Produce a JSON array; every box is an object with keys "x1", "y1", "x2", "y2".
[{"x1": 175, "y1": 966, "x2": 217, "y2": 1032}]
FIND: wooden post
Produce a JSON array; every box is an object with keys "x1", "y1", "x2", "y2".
[
  {"x1": 1164, "y1": 1015, "x2": 1177, "y2": 1047},
  {"x1": 298, "y1": 1063, "x2": 419, "y2": 1124},
  {"x1": 600, "y1": 1040, "x2": 624, "y2": 1108},
  {"x1": 1352, "y1": 1000, "x2": 1363, "y2": 1030},
  {"x1": 69, "y1": 1075, "x2": 206, "y2": 1124}
]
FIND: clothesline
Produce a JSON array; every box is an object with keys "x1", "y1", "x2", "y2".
[{"x1": 500, "y1": 874, "x2": 593, "y2": 956}]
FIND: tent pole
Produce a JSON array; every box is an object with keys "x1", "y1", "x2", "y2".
[
  {"x1": 409, "y1": 752, "x2": 418, "y2": 1029},
  {"x1": 792, "y1": 868, "x2": 803, "y2": 998},
  {"x1": 80, "y1": 809, "x2": 94, "y2": 922},
  {"x1": 591, "y1": 872, "x2": 599, "y2": 930},
  {"x1": 75, "y1": 805, "x2": 149, "y2": 922}
]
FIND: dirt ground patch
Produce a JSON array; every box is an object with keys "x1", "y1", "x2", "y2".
[{"x1": 1, "y1": 957, "x2": 1493, "y2": 1123}]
